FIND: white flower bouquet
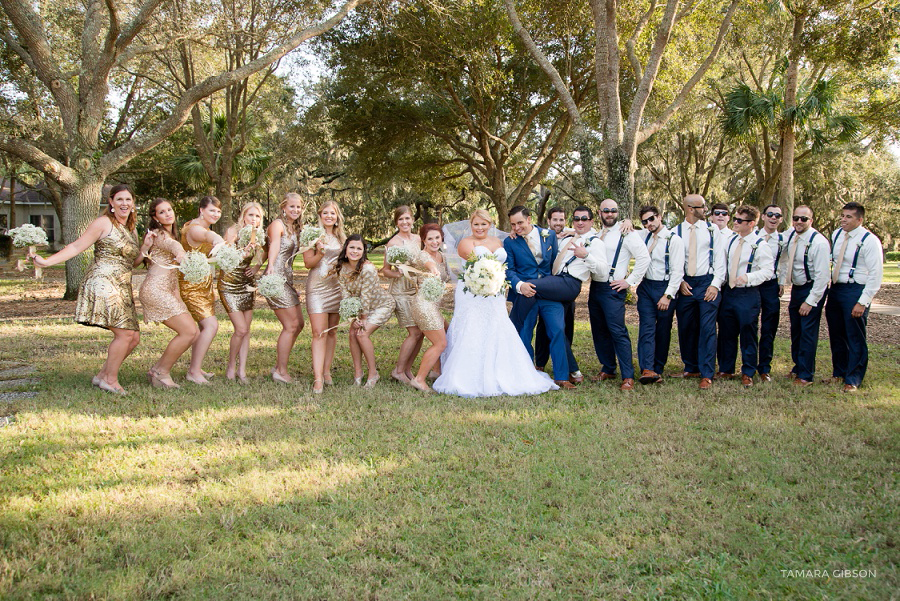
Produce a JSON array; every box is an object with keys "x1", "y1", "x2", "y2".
[
  {"x1": 8, "y1": 223, "x2": 49, "y2": 248},
  {"x1": 296, "y1": 226, "x2": 324, "y2": 251},
  {"x1": 237, "y1": 225, "x2": 266, "y2": 248},
  {"x1": 418, "y1": 276, "x2": 444, "y2": 303},
  {"x1": 211, "y1": 244, "x2": 243, "y2": 272},
  {"x1": 257, "y1": 273, "x2": 286, "y2": 298},
  {"x1": 385, "y1": 245, "x2": 412, "y2": 266},
  {"x1": 462, "y1": 253, "x2": 508, "y2": 297},
  {"x1": 179, "y1": 250, "x2": 212, "y2": 284},
  {"x1": 339, "y1": 296, "x2": 362, "y2": 322}
]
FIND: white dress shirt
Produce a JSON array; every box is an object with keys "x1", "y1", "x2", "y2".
[
  {"x1": 553, "y1": 228, "x2": 608, "y2": 282},
  {"x1": 724, "y1": 232, "x2": 775, "y2": 288},
  {"x1": 595, "y1": 222, "x2": 650, "y2": 286},
  {"x1": 642, "y1": 226, "x2": 685, "y2": 298},
  {"x1": 675, "y1": 220, "x2": 726, "y2": 289},
  {"x1": 777, "y1": 227, "x2": 830, "y2": 307},
  {"x1": 756, "y1": 228, "x2": 784, "y2": 281},
  {"x1": 716, "y1": 226, "x2": 734, "y2": 244},
  {"x1": 830, "y1": 225, "x2": 883, "y2": 307}
]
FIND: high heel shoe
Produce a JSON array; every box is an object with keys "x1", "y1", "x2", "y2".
[
  {"x1": 149, "y1": 370, "x2": 180, "y2": 389},
  {"x1": 185, "y1": 373, "x2": 210, "y2": 385},
  {"x1": 354, "y1": 375, "x2": 363, "y2": 386},
  {"x1": 390, "y1": 370, "x2": 409, "y2": 384},
  {"x1": 313, "y1": 379, "x2": 324, "y2": 394},
  {"x1": 92, "y1": 375, "x2": 101, "y2": 388},
  {"x1": 97, "y1": 380, "x2": 127, "y2": 396},
  {"x1": 272, "y1": 371, "x2": 291, "y2": 384},
  {"x1": 201, "y1": 371, "x2": 215, "y2": 380},
  {"x1": 364, "y1": 374, "x2": 380, "y2": 389},
  {"x1": 409, "y1": 378, "x2": 432, "y2": 394}
]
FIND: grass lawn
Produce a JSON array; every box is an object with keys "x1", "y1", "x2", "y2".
[
  {"x1": 882, "y1": 262, "x2": 900, "y2": 284},
  {"x1": 0, "y1": 302, "x2": 897, "y2": 599}
]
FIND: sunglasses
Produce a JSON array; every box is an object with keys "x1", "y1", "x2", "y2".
[
  {"x1": 712, "y1": 210, "x2": 729, "y2": 217},
  {"x1": 686, "y1": 204, "x2": 705, "y2": 210},
  {"x1": 765, "y1": 211, "x2": 783, "y2": 219},
  {"x1": 572, "y1": 216, "x2": 592, "y2": 222},
  {"x1": 600, "y1": 208, "x2": 619, "y2": 214},
  {"x1": 732, "y1": 217, "x2": 753, "y2": 224},
  {"x1": 792, "y1": 215, "x2": 811, "y2": 223},
  {"x1": 640, "y1": 215, "x2": 657, "y2": 225}
]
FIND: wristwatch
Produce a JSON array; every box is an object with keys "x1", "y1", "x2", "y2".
[{"x1": 665, "y1": 293, "x2": 674, "y2": 299}]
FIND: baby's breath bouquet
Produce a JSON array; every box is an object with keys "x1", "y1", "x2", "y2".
[
  {"x1": 418, "y1": 276, "x2": 444, "y2": 303},
  {"x1": 9, "y1": 223, "x2": 49, "y2": 248},
  {"x1": 296, "y1": 226, "x2": 324, "y2": 251},
  {"x1": 385, "y1": 245, "x2": 412, "y2": 266},
  {"x1": 339, "y1": 297, "x2": 362, "y2": 322},
  {"x1": 462, "y1": 253, "x2": 508, "y2": 297},
  {"x1": 237, "y1": 224, "x2": 266, "y2": 248},
  {"x1": 211, "y1": 244, "x2": 243, "y2": 272},
  {"x1": 257, "y1": 273, "x2": 286, "y2": 298},
  {"x1": 179, "y1": 250, "x2": 212, "y2": 284}
]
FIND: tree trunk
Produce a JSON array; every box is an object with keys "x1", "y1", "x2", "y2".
[
  {"x1": 777, "y1": 11, "x2": 807, "y2": 219},
  {"x1": 8, "y1": 175, "x2": 16, "y2": 230},
  {"x1": 606, "y1": 145, "x2": 635, "y2": 217},
  {"x1": 573, "y1": 125, "x2": 602, "y2": 203},
  {"x1": 215, "y1": 179, "x2": 234, "y2": 233},
  {"x1": 61, "y1": 178, "x2": 104, "y2": 300}
]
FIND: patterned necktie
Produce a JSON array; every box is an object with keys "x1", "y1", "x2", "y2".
[
  {"x1": 785, "y1": 233, "x2": 800, "y2": 284},
  {"x1": 728, "y1": 237, "x2": 745, "y2": 288},
  {"x1": 832, "y1": 231, "x2": 850, "y2": 284},
  {"x1": 687, "y1": 224, "x2": 697, "y2": 277}
]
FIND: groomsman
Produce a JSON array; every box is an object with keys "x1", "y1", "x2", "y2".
[
  {"x1": 710, "y1": 202, "x2": 734, "y2": 241},
  {"x1": 674, "y1": 194, "x2": 726, "y2": 390},
  {"x1": 755, "y1": 204, "x2": 785, "y2": 381},
  {"x1": 535, "y1": 207, "x2": 582, "y2": 381},
  {"x1": 778, "y1": 205, "x2": 830, "y2": 386},
  {"x1": 588, "y1": 198, "x2": 650, "y2": 390},
  {"x1": 716, "y1": 205, "x2": 775, "y2": 387},
  {"x1": 636, "y1": 205, "x2": 684, "y2": 384},
  {"x1": 824, "y1": 202, "x2": 883, "y2": 392}
]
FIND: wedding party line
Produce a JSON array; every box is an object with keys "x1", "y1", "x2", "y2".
[{"x1": 18, "y1": 184, "x2": 883, "y2": 397}]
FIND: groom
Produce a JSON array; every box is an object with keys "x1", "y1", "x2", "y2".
[{"x1": 504, "y1": 206, "x2": 575, "y2": 390}]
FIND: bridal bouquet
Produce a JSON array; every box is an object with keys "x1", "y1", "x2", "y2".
[
  {"x1": 257, "y1": 273, "x2": 286, "y2": 298},
  {"x1": 462, "y1": 253, "x2": 508, "y2": 297},
  {"x1": 296, "y1": 226, "x2": 324, "y2": 251},
  {"x1": 210, "y1": 244, "x2": 243, "y2": 272},
  {"x1": 418, "y1": 276, "x2": 444, "y2": 303},
  {"x1": 237, "y1": 224, "x2": 266, "y2": 248},
  {"x1": 179, "y1": 251, "x2": 212, "y2": 284}
]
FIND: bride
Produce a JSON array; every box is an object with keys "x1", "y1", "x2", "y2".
[{"x1": 433, "y1": 209, "x2": 558, "y2": 397}]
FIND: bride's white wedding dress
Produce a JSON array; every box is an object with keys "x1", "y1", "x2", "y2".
[{"x1": 433, "y1": 246, "x2": 559, "y2": 397}]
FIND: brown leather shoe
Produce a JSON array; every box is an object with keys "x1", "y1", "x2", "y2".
[
  {"x1": 671, "y1": 371, "x2": 701, "y2": 379},
  {"x1": 639, "y1": 369, "x2": 662, "y2": 384},
  {"x1": 821, "y1": 376, "x2": 843, "y2": 385},
  {"x1": 554, "y1": 379, "x2": 577, "y2": 390},
  {"x1": 793, "y1": 378, "x2": 813, "y2": 387},
  {"x1": 589, "y1": 372, "x2": 616, "y2": 382},
  {"x1": 699, "y1": 377, "x2": 712, "y2": 390},
  {"x1": 842, "y1": 384, "x2": 858, "y2": 393},
  {"x1": 715, "y1": 372, "x2": 734, "y2": 380},
  {"x1": 620, "y1": 378, "x2": 635, "y2": 391},
  {"x1": 785, "y1": 371, "x2": 798, "y2": 380},
  {"x1": 535, "y1": 366, "x2": 545, "y2": 372},
  {"x1": 569, "y1": 371, "x2": 584, "y2": 384},
  {"x1": 741, "y1": 374, "x2": 753, "y2": 387},
  {"x1": 759, "y1": 373, "x2": 772, "y2": 382}
]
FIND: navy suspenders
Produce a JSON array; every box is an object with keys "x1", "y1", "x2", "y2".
[
  {"x1": 831, "y1": 230, "x2": 871, "y2": 282},
  {"x1": 773, "y1": 233, "x2": 782, "y2": 276},
  {"x1": 786, "y1": 230, "x2": 819, "y2": 283},
  {"x1": 608, "y1": 234, "x2": 625, "y2": 280},
  {"x1": 644, "y1": 231, "x2": 671, "y2": 279},
  {"x1": 726, "y1": 235, "x2": 759, "y2": 285},
  {"x1": 561, "y1": 235, "x2": 597, "y2": 273}
]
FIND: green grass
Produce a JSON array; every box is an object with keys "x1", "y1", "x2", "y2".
[
  {"x1": 882, "y1": 263, "x2": 900, "y2": 284},
  {"x1": 0, "y1": 309, "x2": 897, "y2": 599}
]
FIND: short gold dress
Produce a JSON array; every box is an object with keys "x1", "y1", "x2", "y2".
[
  {"x1": 387, "y1": 236, "x2": 422, "y2": 328},
  {"x1": 139, "y1": 234, "x2": 189, "y2": 323},
  {"x1": 217, "y1": 250, "x2": 256, "y2": 313},
  {"x1": 410, "y1": 250, "x2": 445, "y2": 331},
  {"x1": 266, "y1": 221, "x2": 301, "y2": 310},
  {"x1": 305, "y1": 233, "x2": 342, "y2": 314},
  {"x1": 338, "y1": 263, "x2": 395, "y2": 328},
  {"x1": 74, "y1": 220, "x2": 140, "y2": 331},
  {"x1": 178, "y1": 223, "x2": 216, "y2": 321}
]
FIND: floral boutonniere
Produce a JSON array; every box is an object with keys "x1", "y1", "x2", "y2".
[
  {"x1": 750, "y1": 241, "x2": 760, "y2": 251},
  {"x1": 540, "y1": 229, "x2": 550, "y2": 241},
  {"x1": 663, "y1": 231, "x2": 674, "y2": 241}
]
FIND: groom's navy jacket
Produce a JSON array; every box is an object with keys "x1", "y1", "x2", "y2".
[{"x1": 504, "y1": 227, "x2": 558, "y2": 297}]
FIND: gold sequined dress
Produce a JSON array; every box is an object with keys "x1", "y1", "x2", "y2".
[
  {"x1": 266, "y1": 220, "x2": 301, "y2": 310},
  {"x1": 74, "y1": 220, "x2": 140, "y2": 331},
  {"x1": 139, "y1": 234, "x2": 189, "y2": 323},
  {"x1": 178, "y1": 223, "x2": 216, "y2": 321},
  {"x1": 218, "y1": 249, "x2": 256, "y2": 313},
  {"x1": 387, "y1": 236, "x2": 422, "y2": 328},
  {"x1": 338, "y1": 263, "x2": 395, "y2": 327},
  {"x1": 305, "y1": 233, "x2": 342, "y2": 314},
  {"x1": 410, "y1": 250, "x2": 445, "y2": 331}
]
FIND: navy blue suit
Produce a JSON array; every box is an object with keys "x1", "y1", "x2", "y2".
[{"x1": 504, "y1": 229, "x2": 569, "y2": 381}]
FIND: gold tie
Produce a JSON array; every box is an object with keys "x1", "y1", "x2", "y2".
[
  {"x1": 832, "y1": 232, "x2": 850, "y2": 284},
  {"x1": 526, "y1": 231, "x2": 539, "y2": 258},
  {"x1": 728, "y1": 237, "x2": 745, "y2": 288},
  {"x1": 687, "y1": 224, "x2": 697, "y2": 277},
  {"x1": 552, "y1": 236, "x2": 576, "y2": 275},
  {"x1": 765, "y1": 233, "x2": 771, "y2": 242},
  {"x1": 648, "y1": 233, "x2": 659, "y2": 255},
  {"x1": 785, "y1": 234, "x2": 800, "y2": 285},
  {"x1": 600, "y1": 228, "x2": 609, "y2": 241}
]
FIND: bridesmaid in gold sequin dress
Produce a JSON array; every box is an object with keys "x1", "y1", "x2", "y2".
[
  {"x1": 303, "y1": 200, "x2": 346, "y2": 393},
  {"x1": 139, "y1": 198, "x2": 199, "y2": 389},
  {"x1": 381, "y1": 205, "x2": 424, "y2": 384},
  {"x1": 407, "y1": 224, "x2": 450, "y2": 393},
  {"x1": 179, "y1": 196, "x2": 225, "y2": 384},
  {"x1": 265, "y1": 193, "x2": 305, "y2": 383},
  {"x1": 31, "y1": 184, "x2": 147, "y2": 395},
  {"x1": 219, "y1": 202, "x2": 265, "y2": 383},
  {"x1": 335, "y1": 235, "x2": 395, "y2": 388}
]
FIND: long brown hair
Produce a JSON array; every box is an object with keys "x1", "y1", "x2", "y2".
[
  {"x1": 332, "y1": 234, "x2": 368, "y2": 279},
  {"x1": 148, "y1": 198, "x2": 177, "y2": 238},
  {"x1": 104, "y1": 184, "x2": 137, "y2": 231}
]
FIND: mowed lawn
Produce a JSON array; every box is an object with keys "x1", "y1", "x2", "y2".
[{"x1": 0, "y1": 302, "x2": 898, "y2": 599}]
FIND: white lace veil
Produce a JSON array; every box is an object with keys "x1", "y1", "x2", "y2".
[{"x1": 441, "y1": 220, "x2": 509, "y2": 281}]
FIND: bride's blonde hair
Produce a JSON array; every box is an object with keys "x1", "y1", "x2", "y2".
[{"x1": 469, "y1": 208, "x2": 493, "y2": 226}]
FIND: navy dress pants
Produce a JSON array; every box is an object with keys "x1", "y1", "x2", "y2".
[
  {"x1": 675, "y1": 274, "x2": 720, "y2": 379},
  {"x1": 757, "y1": 278, "x2": 780, "y2": 375},
  {"x1": 825, "y1": 283, "x2": 869, "y2": 387},
  {"x1": 636, "y1": 279, "x2": 675, "y2": 374},
  {"x1": 788, "y1": 282, "x2": 826, "y2": 382},
  {"x1": 718, "y1": 286, "x2": 761, "y2": 377},
  {"x1": 588, "y1": 281, "x2": 634, "y2": 380}
]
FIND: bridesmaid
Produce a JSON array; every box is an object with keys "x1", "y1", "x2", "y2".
[
  {"x1": 30, "y1": 184, "x2": 145, "y2": 395},
  {"x1": 410, "y1": 223, "x2": 452, "y2": 386},
  {"x1": 219, "y1": 202, "x2": 265, "y2": 383},
  {"x1": 179, "y1": 195, "x2": 225, "y2": 384},
  {"x1": 303, "y1": 200, "x2": 346, "y2": 393},
  {"x1": 335, "y1": 234, "x2": 395, "y2": 388},
  {"x1": 139, "y1": 198, "x2": 199, "y2": 389},
  {"x1": 381, "y1": 205, "x2": 424, "y2": 383},
  {"x1": 265, "y1": 193, "x2": 305, "y2": 383},
  {"x1": 419, "y1": 223, "x2": 452, "y2": 324}
]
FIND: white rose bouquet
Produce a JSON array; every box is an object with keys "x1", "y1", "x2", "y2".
[
  {"x1": 179, "y1": 250, "x2": 212, "y2": 284},
  {"x1": 462, "y1": 253, "x2": 508, "y2": 297}
]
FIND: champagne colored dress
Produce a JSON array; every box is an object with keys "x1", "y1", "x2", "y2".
[
  {"x1": 74, "y1": 220, "x2": 140, "y2": 331},
  {"x1": 139, "y1": 234, "x2": 189, "y2": 323},
  {"x1": 410, "y1": 250, "x2": 445, "y2": 332},
  {"x1": 218, "y1": 250, "x2": 256, "y2": 313},
  {"x1": 338, "y1": 263, "x2": 395, "y2": 328},
  {"x1": 266, "y1": 220, "x2": 301, "y2": 310},
  {"x1": 178, "y1": 223, "x2": 216, "y2": 321},
  {"x1": 387, "y1": 236, "x2": 422, "y2": 328},
  {"x1": 305, "y1": 233, "x2": 342, "y2": 314}
]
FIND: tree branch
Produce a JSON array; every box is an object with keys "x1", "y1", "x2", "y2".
[{"x1": 0, "y1": 136, "x2": 78, "y2": 187}]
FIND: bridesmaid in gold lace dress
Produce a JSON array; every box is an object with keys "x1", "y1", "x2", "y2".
[
  {"x1": 31, "y1": 184, "x2": 147, "y2": 395},
  {"x1": 179, "y1": 196, "x2": 225, "y2": 384},
  {"x1": 381, "y1": 205, "x2": 424, "y2": 383},
  {"x1": 335, "y1": 235, "x2": 395, "y2": 388},
  {"x1": 265, "y1": 193, "x2": 305, "y2": 383},
  {"x1": 407, "y1": 224, "x2": 450, "y2": 393},
  {"x1": 139, "y1": 198, "x2": 199, "y2": 389},
  {"x1": 303, "y1": 200, "x2": 346, "y2": 393},
  {"x1": 219, "y1": 202, "x2": 265, "y2": 383}
]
